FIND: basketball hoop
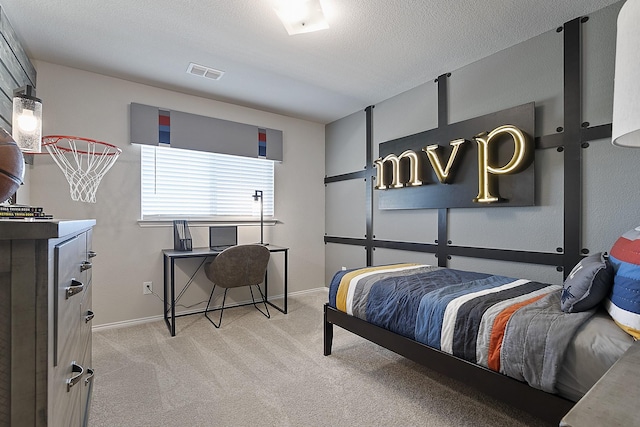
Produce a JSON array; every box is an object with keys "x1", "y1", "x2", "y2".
[{"x1": 42, "y1": 135, "x2": 122, "y2": 203}]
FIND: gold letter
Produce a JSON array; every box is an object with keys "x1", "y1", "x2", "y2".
[
  {"x1": 423, "y1": 139, "x2": 466, "y2": 183},
  {"x1": 373, "y1": 150, "x2": 422, "y2": 189},
  {"x1": 473, "y1": 125, "x2": 530, "y2": 203}
]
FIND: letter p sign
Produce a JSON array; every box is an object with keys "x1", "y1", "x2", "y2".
[{"x1": 473, "y1": 125, "x2": 531, "y2": 203}]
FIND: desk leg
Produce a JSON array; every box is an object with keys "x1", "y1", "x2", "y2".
[
  {"x1": 265, "y1": 249, "x2": 288, "y2": 315},
  {"x1": 170, "y1": 258, "x2": 176, "y2": 336},
  {"x1": 284, "y1": 249, "x2": 288, "y2": 314},
  {"x1": 163, "y1": 255, "x2": 171, "y2": 334},
  {"x1": 163, "y1": 255, "x2": 177, "y2": 337}
]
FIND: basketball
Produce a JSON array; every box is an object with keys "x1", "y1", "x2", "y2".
[{"x1": 0, "y1": 128, "x2": 25, "y2": 202}]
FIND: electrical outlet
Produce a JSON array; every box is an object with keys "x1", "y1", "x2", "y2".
[{"x1": 143, "y1": 281, "x2": 153, "y2": 295}]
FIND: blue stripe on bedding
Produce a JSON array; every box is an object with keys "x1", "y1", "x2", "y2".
[
  {"x1": 365, "y1": 269, "x2": 493, "y2": 339},
  {"x1": 415, "y1": 274, "x2": 514, "y2": 349}
]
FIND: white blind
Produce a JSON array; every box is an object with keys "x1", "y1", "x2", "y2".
[{"x1": 141, "y1": 145, "x2": 274, "y2": 218}]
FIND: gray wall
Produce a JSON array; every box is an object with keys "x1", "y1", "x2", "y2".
[{"x1": 325, "y1": 1, "x2": 640, "y2": 286}]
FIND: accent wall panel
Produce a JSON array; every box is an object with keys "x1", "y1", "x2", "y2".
[
  {"x1": 372, "y1": 191, "x2": 438, "y2": 242},
  {"x1": 325, "y1": 179, "x2": 366, "y2": 239},
  {"x1": 325, "y1": 110, "x2": 366, "y2": 177},
  {"x1": 325, "y1": 243, "x2": 366, "y2": 286},
  {"x1": 582, "y1": 138, "x2": 640, "y2": 251}
]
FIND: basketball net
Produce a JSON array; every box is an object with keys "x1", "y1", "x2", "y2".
[{"x1": 42, "y1": 135, "x2": 122, "y2": 203}]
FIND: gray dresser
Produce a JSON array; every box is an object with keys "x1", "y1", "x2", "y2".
[{"x1": 0, "y1": 219, "x2": 96, "y2": 427}]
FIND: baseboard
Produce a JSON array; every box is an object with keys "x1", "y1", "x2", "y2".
[{"x1": 92, "y1": 286, "x2": 329, "y2": 332}]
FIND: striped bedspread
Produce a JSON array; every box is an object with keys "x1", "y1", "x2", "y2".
[{"x1": 329, "y1": 264, "x2": 595, "y2": 393}]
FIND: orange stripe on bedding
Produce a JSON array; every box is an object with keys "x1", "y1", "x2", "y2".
[
  {"x1": 335, "y1": 264, "x2": 420, "y2": 312},
  {"x1": 487, "y1": 293, "x2": 549, "y2": 371}
]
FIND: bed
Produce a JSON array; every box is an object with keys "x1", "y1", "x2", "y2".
[{"x1": 323, "y1": 263, "x2": 635, "y2": 425}]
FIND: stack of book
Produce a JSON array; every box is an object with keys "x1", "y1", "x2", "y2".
[{"x1": 0, "y1": 205, "x2": 53, "y2": 219}]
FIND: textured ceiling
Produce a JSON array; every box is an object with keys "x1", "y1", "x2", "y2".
[{"x1": 0, "y1": 0, "x2": 621, "y2": 124}]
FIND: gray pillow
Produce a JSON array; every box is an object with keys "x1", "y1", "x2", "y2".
[{"x1": 561, "y1": 252, "x2": 614, "y2": 313}]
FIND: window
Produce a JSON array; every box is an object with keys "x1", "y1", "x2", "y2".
[{"x1": 141, "y1": 145, "x2": 274, "y2": 219}]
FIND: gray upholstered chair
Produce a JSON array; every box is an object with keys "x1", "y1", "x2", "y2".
[{"x1": 204, "y1": 244, "x2": 271, "y2": 328}]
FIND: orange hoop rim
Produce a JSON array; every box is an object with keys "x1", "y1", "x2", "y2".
[{"x1": 40, "y1": 135, "x2": 122, "y2": 155}]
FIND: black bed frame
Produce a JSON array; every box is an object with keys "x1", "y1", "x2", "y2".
[
  {"x1": 322, "y1": 13, "x2": 615, "y2": 426},
  {"x1": 324, "y1": 304, "x2": 574, "y2": 425}
]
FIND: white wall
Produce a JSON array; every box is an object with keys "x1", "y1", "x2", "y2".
[{"x1": 28, "y1": 61, "x2": 326, "y2": 327}]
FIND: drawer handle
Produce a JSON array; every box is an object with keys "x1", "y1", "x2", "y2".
[
  {"x1": 80, "y1": 261, "x2": 92, "y2": 272},
  {"x1": 65, "y1": 279, "x2": 85, "y2": 299},
  {"x1": 88, "y1": 250, "x2": 97, "y2": 258},
  {"x1": 67, "y1": 362, "x2": 84, "y2": 391},
  {"x1": 85, "y1": 310, "x2": 95, "y2": 323},
  {"x1": 84, "y1": 368, "x2": 95, "y2": 386}
]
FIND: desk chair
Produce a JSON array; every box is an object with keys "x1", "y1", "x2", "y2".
[{"x1": 203, "y1": 244, "x2": 271, "y2": 328}]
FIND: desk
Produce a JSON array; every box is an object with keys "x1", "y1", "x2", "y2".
[{"x1": 162, "y1": 245, "x2": 288, "y2": 336}]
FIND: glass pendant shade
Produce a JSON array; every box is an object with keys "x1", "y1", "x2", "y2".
[{"x1": 12, "y1": 89, "x2": 43, "y2": 153}]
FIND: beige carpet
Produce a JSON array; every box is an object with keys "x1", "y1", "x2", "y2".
[{"x1": 89, "y1": 290, "x2": 550, "y2": 427}]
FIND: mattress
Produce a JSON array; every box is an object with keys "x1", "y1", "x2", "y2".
[
  {"x1": 329, "y1": 264, "x2": 634, "y2": 401},
  {"x1": 556, "y1": 308, "x2": 634, "y2": 401}
]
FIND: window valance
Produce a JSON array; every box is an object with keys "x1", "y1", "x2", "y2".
[{"x1": 129, "y1": 102, "x2": 283, "y2": 161}]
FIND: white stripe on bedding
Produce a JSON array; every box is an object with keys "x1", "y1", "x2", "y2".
[{"x1": 440, "y1": 279, "x2": 530, "y2": 354}]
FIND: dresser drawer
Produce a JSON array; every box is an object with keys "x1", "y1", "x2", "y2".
[
  {"x1": 51, "y1": 352, "x2": 83, "y2": 427},
  {"x1": 78, "y1": 280, "x2": 93, "y2": 358},
  {"x1": 54, "y1": 233, "x2": 90, "y2": 367}
]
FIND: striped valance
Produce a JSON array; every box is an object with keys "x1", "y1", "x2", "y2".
[{"x1": 129, "y1": 102, "x2": 283, "y2": 161}]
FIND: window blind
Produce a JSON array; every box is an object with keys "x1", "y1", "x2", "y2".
[{"x1": 141, "y1": 145, "x2": 274, "y2": 218}]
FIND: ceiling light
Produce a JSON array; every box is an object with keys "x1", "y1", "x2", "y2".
[
  {"x1": 273, "y1": 0, "x2": 329, "y2": 35},
  {"x1": 187, "y1": 63, "x2": 225, "y2": 81}
]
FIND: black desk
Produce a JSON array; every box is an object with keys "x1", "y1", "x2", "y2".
[{"x1": 162, "y1": 245, "x2": 288, "y2": 336}]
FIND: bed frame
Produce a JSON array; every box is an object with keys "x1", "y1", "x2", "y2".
[{"x1": 323, "y1": 303, "x2": 575, "y2": 425}]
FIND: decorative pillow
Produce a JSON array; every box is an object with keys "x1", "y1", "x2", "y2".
[
  {"x1": 561, "y1": 252, "x2": 614, "y2": 313},
  {"x1": 604, "y1": 226, "x2": 640, "y2": 339}
]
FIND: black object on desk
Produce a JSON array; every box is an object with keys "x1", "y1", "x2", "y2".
[
  {"x1": 173, "y1": 220, "x2": 192, "y2": 251},
  {"x1": 162, "y1": 245, "x2": 289, "y2": 336},
  {"x1": 209, "y1": 225, "x2": 237, "y2": 251}
]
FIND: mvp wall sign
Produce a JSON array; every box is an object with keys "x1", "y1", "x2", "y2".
[{"x1": 375, "y1": 102, "x2": 535, "y2": 210}]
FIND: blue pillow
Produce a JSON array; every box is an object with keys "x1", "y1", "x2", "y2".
[{"x1": 561, "y1": 252, "x2": 614, "y2": 313}]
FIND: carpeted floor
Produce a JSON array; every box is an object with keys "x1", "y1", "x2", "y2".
[{"x1": 89, "y1": 290, "x2": 550, "y2": 426}]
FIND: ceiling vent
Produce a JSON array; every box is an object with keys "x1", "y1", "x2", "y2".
[{"x1": 186, "y1": 62, "x2": 225, "y2": 81}]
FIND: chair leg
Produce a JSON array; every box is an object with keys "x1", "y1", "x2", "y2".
[
  {"x1": 250, "y1": 284, "x2": 270, "y2": 319},
  {"x1": 205, "y1": 286, "x2": 227, "y2": 328}
]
